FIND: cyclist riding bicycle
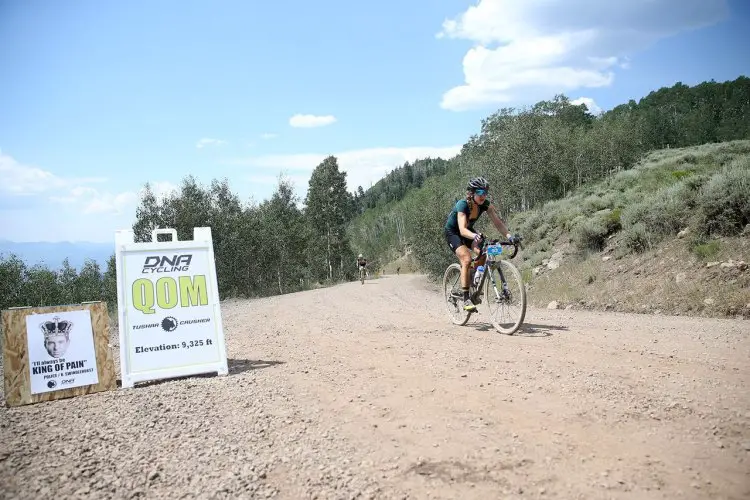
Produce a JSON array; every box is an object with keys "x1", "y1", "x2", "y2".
[
  {"x1": 444, "y1": 176, "x2": 517, "y2": 311},
  {"x1": 356, "y1": 254, "x2": 367, "y2": 271}
]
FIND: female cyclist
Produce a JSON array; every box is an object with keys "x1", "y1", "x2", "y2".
[{"x1": 443, "y1": 176, "x2": 516, "y2": 311}]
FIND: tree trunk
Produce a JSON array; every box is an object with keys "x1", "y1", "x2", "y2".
[{"x1": 326, "y1": 226, "x2": 332, "y2": 281}]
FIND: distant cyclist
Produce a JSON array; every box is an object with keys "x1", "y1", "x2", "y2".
[
  {"x1": 356, "y1": 254, "x2": 367, "y2": 279},
  {"x1": 443, "y1": 176, "x2": 516, "y2": 311}
]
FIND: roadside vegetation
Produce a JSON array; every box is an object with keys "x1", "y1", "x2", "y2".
[{"x1": 2, "y1": 76, "x2": 749, "y2": 318}]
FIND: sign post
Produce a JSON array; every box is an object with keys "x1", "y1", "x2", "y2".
[{"x1": 114, "y1": 227, "x2": 229, "y2": 388}]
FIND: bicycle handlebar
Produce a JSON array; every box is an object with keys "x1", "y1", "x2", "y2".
[{"x1": 479, "y1": 235, "x2": 523, "y2": 259}]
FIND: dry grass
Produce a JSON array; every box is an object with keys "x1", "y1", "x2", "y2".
[{"x1": 527, "y1": 235, "x2": 750, "y2": 318}]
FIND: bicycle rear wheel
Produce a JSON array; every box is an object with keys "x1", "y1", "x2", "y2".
[
  {"x1": 443, "y1": 263, "x2": 471, "y2": 325},
  {"x1": 484, "y1": 260, "x2": 526, "y2": 334}
]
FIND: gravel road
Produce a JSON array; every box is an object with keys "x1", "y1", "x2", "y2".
[{"x1": 2, "y1": 274, "x2": 749, "y2": 499}]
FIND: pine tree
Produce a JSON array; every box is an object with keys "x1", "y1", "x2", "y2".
[{"x1": 304, "y1": 156, "x2": 355, "y2": 281}]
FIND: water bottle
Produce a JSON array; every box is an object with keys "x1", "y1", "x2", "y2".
[{"x1": 473, "y1": 265, "x2": 485, "y2": 287}]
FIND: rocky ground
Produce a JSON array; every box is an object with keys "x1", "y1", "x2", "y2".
[
  {"x1": 2, "y1": 274, "x2": 749, "y2": 499},
  {"x1": 526, "y1": 234, "x2": 750, "y2": 319}
]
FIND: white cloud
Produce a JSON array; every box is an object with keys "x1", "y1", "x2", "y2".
[
  {"x1": 47, "y1": 185, "x2": 136, "y2": 215},
  {"x1": 196, "y1": 137, "x2": 227, "y2": 149},
  {"x1": 437, "y1": 0, "x2": 729, "y2": 111},
  {"x1": 0, "y1": 150, "x2": 180, "y2": 216},
  {"x1": 289, "y1": 114, "x2": 337, "y2": 128},
  {"x1": 82, "y1": 191, "x2": 139, "y2": 215},
  {"x1": 0, "y1": 152, "x2": 106, "y2": 196},
  {"x1": 60, "y1": 180, "x2": 178, "y2": 215},
  {"x1": 228, "y1": 145, "x2": 462, "y2": 194},
  {"x1": 260, "y1": 133, "x2": 278, "y2": 140},
  {"x1": 52, "y1": 179, "x2": 180, "y2": 216},
  {"x1": 1, "y1": 154, "x2": 65, "y2": 195},
  {"x1": 571, "y1": 97, "x2": 601, "y2": 115}
]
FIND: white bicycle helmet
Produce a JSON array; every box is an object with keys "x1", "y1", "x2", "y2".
[{"x1": 467, "y1": 176, "x2": 489, "y2": 192}]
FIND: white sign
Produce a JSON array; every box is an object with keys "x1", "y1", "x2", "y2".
[
  {"x1": 26, "y1": 309, "x2": 99, "y2": 394},
  {"x1": 115, "y1": 227, "x2": 228, "y2": 388}
]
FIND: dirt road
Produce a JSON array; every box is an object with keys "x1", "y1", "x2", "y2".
[{"x1": 2, "y1": 274, "x2": 749, "y2": 499}]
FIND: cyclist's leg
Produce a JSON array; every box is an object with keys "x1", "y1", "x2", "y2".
[{"x1": 446, "y1": 232, "x2": 476, "y2": 311}]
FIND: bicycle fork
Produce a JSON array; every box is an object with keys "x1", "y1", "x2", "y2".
[{"x1": 482, "y1": 265, "x2": 511, "y2": 303}]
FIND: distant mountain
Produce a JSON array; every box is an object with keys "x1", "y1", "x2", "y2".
[{"x1": 0, "y1": 239, "x2": 114, "y2": 271}]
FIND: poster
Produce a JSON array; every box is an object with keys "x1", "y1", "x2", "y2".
[
  {"x1": 26, "y1": 310, "x2": 99, "y2": 394},
  {"x1": 121, "y1": 248, "x2": 222, "y2": 374}
]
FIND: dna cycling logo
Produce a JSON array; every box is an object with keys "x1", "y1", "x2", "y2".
[{"x1": 141, "y1": 254, "x2": 192, "y2": 274}]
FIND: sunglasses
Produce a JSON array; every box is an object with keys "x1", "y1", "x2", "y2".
[{"x1": 474, "y1": 189, "x2": 488, "y2": 196}]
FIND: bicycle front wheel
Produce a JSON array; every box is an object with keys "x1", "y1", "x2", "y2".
[
  {"x1": 484, "y1": 260, "x2": 527, "y2": 334},
  {"x1": 443, "y1": 263, "x2": 471, "y2": 325}
]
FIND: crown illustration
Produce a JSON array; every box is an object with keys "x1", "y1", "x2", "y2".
[{"x1": 40, "y1": 316, "x2": 73, "y2": 339}]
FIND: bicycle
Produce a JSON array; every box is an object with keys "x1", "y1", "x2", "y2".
[
  {"x1": 442, "y1": 236, "x2": 527, "y2": 334},
  {"x1": 359, "y1": 266, "x2": 366, "y2": 284}
]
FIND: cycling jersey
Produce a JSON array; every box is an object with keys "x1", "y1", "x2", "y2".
[
  {"x1": 357, "y1": 259, "x2": 367, "y2": 267},
  {"x1": 444, "y1": 198, "x2": 490, "y2": 234}
]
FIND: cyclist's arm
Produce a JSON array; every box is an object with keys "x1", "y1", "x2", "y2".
[
  {"x1": 457, "y1": 211, "x2": 478, "y2": 240},
  {"x1": 487, "y1": 205, "x2": 512, "y2": 239}
]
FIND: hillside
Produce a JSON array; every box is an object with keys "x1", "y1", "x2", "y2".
[
  {"x1": 509, "y1": 140, "x2": 750, "y2": 318},
  {"x1": 348, "y1": 78, "x2": 750, "y2": 276},
  {"x1": 359, "y1": 140, "x2": 750, "y2": 319}
]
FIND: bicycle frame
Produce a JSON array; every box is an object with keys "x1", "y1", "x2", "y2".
[
  {"x1": 469, "y1": 239, "x2": 519, "y2": 303},
  {"x1": 443, "y1": 235, "x2": 526, "y2": 333}
]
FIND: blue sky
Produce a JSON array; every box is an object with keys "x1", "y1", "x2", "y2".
[{"x1": 1, "y1": 0, "x2": 748, "y2": 243}]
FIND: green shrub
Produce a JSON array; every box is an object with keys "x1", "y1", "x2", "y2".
[
  {"x1": 572, "y1": 217, "x2": 608, "y2": 252},
  {"x1": 566, "y1": 214, "x2": 588, "y2": 232},
  {"x1": 682, "y1": 173, "x2": 710, "y2": 194},
  {"x1": 678, "y1": 153, "x2": 698, "y2": 164},
  {"x1": 692, "y1": 240, "x2": 721, "y2": 259},
  {"x1": 518, "y1": 211, "x2": 545, "y2": 242},
  {"x1": 551, "y1": 201, "x2": 583, "y2": 229},
  {"x1": 611, "y1": 169, "x2": 640, "y2": 191},
  {"x1": 715, "y1": 152, "x2": 733, "y2": 166},
  {"x1": 547, "y1": 224, "x2": 564, "y2": 242},
  {"x1": 621, "y1": 183, "x2": 692, "y2": 241},
  {"x1": 581, "y1": 194, "x2": 613, "y2": 214},
  {"x1": 534, "y1": 222, "x2": 551, "y2": 241},
  {"x1": 698, "y1": 158, "x2": 750, "y2": 236},
  {"x1": 526, "y1": 237, "x2": 552, "y2": 255},
  {"x1": 622, "y1": 223, "x2": 651, "y2": 253},
  {"x1": 648, "y1": 184, "x2": 693, "y2": 235},
  {"x1": 527, "y1": 252, "x2": 548, "y2": 268},
  {"x1": 604, "y1": 208, "x2": 622, "y2": 233},
  {"x1": 620, "y1": 200, "x2": 650, "y2": 229}
]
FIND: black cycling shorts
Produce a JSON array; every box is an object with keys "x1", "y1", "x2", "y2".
[{"x1": 445, "y1": 231, "x2": 473, "y2": 253}]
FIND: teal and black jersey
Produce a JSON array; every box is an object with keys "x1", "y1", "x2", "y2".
[{"x1": 444, "y1": 198, "x2": 490, "y2": 234}]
